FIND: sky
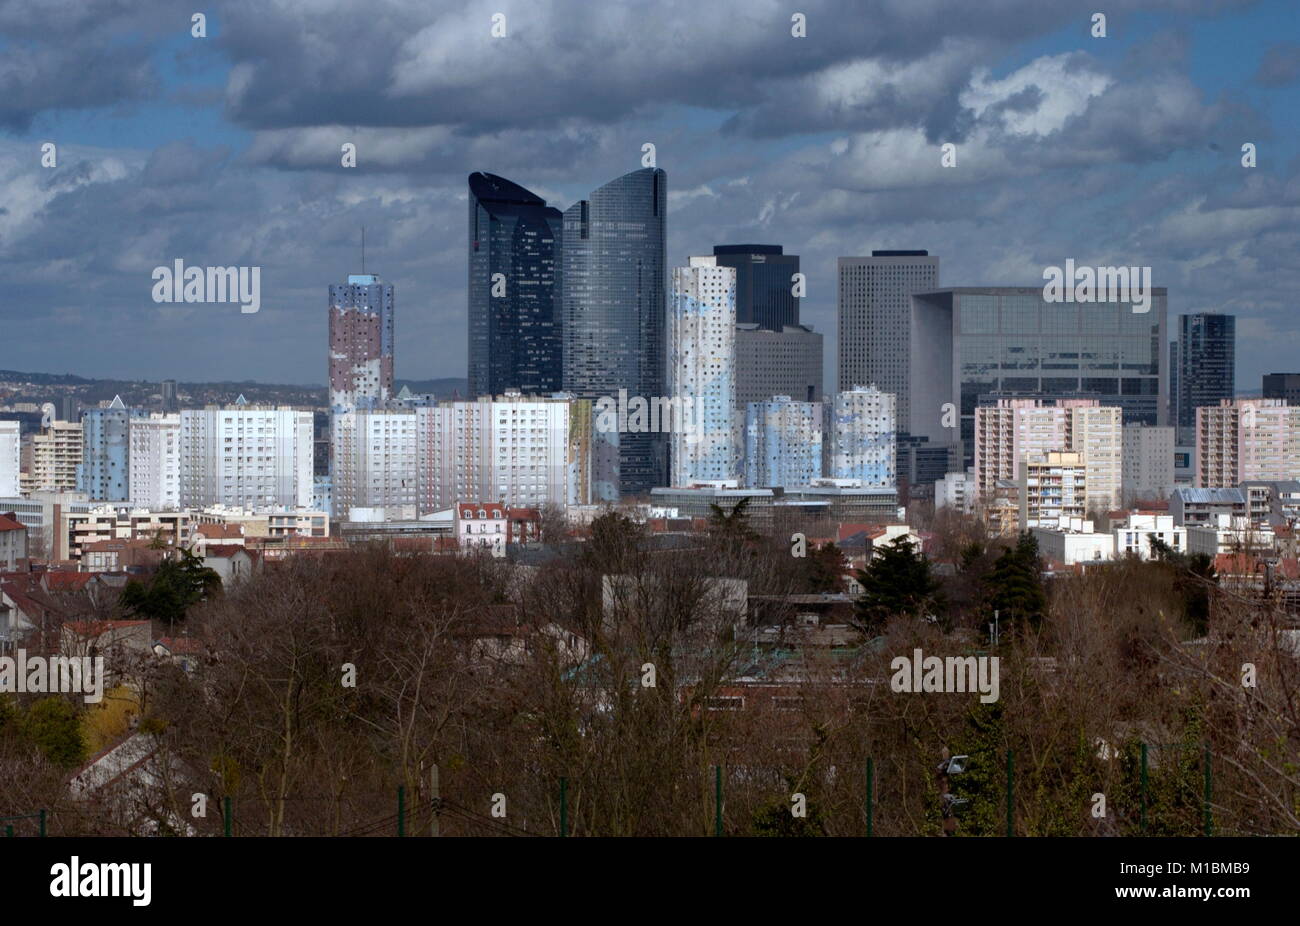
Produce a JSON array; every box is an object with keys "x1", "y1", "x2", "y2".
[{"x1": 1, "y1": 0, "x2": 1297, "y2": 389}]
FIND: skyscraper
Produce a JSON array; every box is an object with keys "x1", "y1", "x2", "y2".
[
  {"x1": 78, "y1": 396, "x2": 145, "y2": 502},
  {"x1": 826, "y1": 386, "x2": 896, "y2": 486},
  {"x1": 1195, "y1": 398, "x2": 1300, "y2": 487},
  {"x1": 180, "y1": 402, "x2": 314, "y2": 509},
  {"x1": 129, "y1": 413, "x2": 181, "y2": 509},
  {"x1": 712, "y1": 244, "x2": 800, "y2": 330},
  {"x1": 329, "y1": 274, "x2": 394, "y2": 415},
  {"x1": 669, "y1": 257, "x2": 737, "y2": 486},
  {"x1": 1175, "y1": 313, "x2": 1235, "y2": 445},
  {"x1": 467, "y1": 173, "x2": 564, "y2": 398},
  {"x1": 1262, "y1": 372, "x2": 1300, "y2": 405},
  {"x1": 161, "y1": 379, "x2": 179, "y2": 414},
  {"x1": 734, "y1": 324, "x2": 823, "y2": 406},
  {"x1": 910, "y1": 287, "x2": 1168, "y2": 466},
  {"x1": 837, "y1": 251, "x2": 939, "y2": 432},
  {"x1": 562, "y1": 167, "x2": 667, "y2": 495},
  {"x1": 744, "y1": 396, "x2": 822, "y2": 488}
]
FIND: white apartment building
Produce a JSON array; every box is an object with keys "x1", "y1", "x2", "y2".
[
  {"x1": 1196, "y1": 398, "x2": 1300, "y2": 486},
  {"x1": 826, "y1": 385, "x2": 896, "y2": 487},
  {"x1": 1122, "y1": 424, "x2": 1175, "y2": 504},
  {"x1": 330, "y1": 409, "x2": 418, "y2": 520},
  {"x1": 417, "y1": 392, "x2": 573, "y2": 513},
  {"x1": 1113, "y1": 512, "x2": 1187, "y2": 559},
  {"x1": 1185, "y1": 516, "x2": 1276, "y2": 558},
  {"x1": 180, "y1": 403, "x2": 314, "y2": 509},
  {"x1": 23, "y1": 420, "x2": 83, "y2": 493},
  {"x1": 669, "y1": 257, "x2": 738, "y2": 486},
  {"x1": 744, "y1": 396, "x2": 822, "y2": 488},
  {"x1": 128, "y1": 413, "x2": 181, "y2": 509},
  {"x1": 1071, "y1": 404, "x2": 1123, "y2": 514},
  {"x1": 0, "y1": 420, "x2": 19, "y2": 497},
  {"x1": 935, "y1": 468, "x2": 976, "y2": 514},
  {"x1": 1018, "y1": 450, "x2": 1087, "y2": 530}
]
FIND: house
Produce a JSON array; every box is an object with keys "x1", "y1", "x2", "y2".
[
  {"x1": 454, "y1": 502, "x2": 543, "y2": 558},
  {"x1": 80, "y1": 538, "x2": 167, "y2": 574},
  {"x1": 189, "y1": 522, "x2": 246, "y2": 556},
  {"x1": 0, "y1": 512, "x2": 28, "y2": 570},
  {"x1": 200, "y1": 545, "x2": 259, "y2": 585},
  {"x1": 61, "y1": 619, "x2": 153, "y2": 662}
]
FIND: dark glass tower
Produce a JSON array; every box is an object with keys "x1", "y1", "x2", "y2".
[
  {"x1": 712, "y1": 244, "x2": 800, "y2": 330},
  {"x1": 562, "y1": 167, "x2": 667, "y2": 496},
  {"x1": 1175, "y1": 313, "x2": 1235, "y2": 444},
  {"x1": 467, "y1": 173, "x2": 563, "y2": 399}
]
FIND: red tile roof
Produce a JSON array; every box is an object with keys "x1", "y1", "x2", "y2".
[
  {"x1": 43, "y1": 572, "x2": 95, "y2": 590},
  {"x1": 202, "y1": 544, "x2": 252, "y2": 559},
  {"x1": 0, "y1": 513, "x2": 24, "y2": 533}
]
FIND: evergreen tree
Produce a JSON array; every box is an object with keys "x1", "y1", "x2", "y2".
[
  {"x1": 853, "y1": 535, "x2": 942, "y2": 632},
  {"x1": 21, "y1": 697, "x2": 86, "y2": 768},
  {"x1": 983, "y1": 533, "x2": 1046, "y2": 632}
]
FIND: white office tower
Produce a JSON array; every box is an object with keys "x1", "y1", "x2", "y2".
[
  {"x1": 669, "y1": 257, "x2": 737, "y2": 486},
  {"x1": 0, "y1": 420, "x2": 19, "y2": 497},
  {"x1": 417, "y1": 392, "x2": 573, "y2": 512},
  {"x1": 827, "y1": 386, "x2": 896, "y2": 487},
  {"x1": 180, "y1": 402, "x2": 314, "y2": 509},
  {"x1": 744, "y1": 397, "x2": 822, "y2": 488},
  {"x1": 331, "y1": 409, "x2": 418, "y2": 520},
  {"x1": 128, "y1": 414, "x2": 181, "y2": 509}
]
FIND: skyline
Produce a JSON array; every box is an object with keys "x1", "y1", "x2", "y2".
[{"x1": 1, "y1": 0, "x2": 1296, "y2": 389}]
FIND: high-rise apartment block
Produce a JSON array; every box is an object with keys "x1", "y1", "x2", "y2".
[
  {"x1": 0, "y1": 421, "x2": 19, "y2": 498},
  {"x1": 128, "y1": 414, "x2": 181, "y2": 509},
  {"x1": 78, "y1": 396, "x2": 145, "y2": 502},
  {"x1": 669, "y1": 257, "x2": 737, "y2": 486},
  {"x1": 1195, "y1": 398, "x2": 1300, "y2": 487},
  {"x1": 1018, "y1": 450, "x2": 1088, "y2": 530},
  {"x1": 416, "y1": 392, "x2": 577, "y2": 512},
  {"x1": 329, "y1": 274, "x2": 395, "y2": 415},
  {"x1": 712, "y1": 245, "x2": 800, "y2": 330},
  {"x1": 744, "y1": 397, "x2": 822, "y2": 488},
  {"x1": 837, "y1": 251, "x2": 938, "y2": 433},
  {"x1": 467, "y1": 173, "x2": 563, "y2": 398},
  {"x1": 734, "y1": 324, "x2": 823, "y2": 407},
  {"x1": 25, "y1": 420, "x2": 83, "y2": 493},
  {"x1": 180, "y1": 403, "x2": 314, "y2": 509},
  {"x1": 1122, "y1": 424, "x2": 1175, "y2": 504},
  {"x1": 1174, "y1": 313, "x2": 1235, "y2": 445},
  {"x1": 331, "y1": 409, "x2": 418, "y2": 520},
  {"x1": 826, "y1": 386, "x2": 896, "y2": 486}
]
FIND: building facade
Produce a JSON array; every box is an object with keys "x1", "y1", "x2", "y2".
[
  {"x1": 128, "y1": 414, "x2": 181, "y2": 510},
  {"x1": 1174, "y1": 313, "x2": 1235, "y2": 445},
  {"x1": 328, "y1": 274, "x2": 395, "y2": 415},
  {"x1": 467, "y1": 173, "x2": 564, "y2": 398},
  {"x1": 1195, "y1": 398, "x2": 1300, "y2": 487},
  {"x1": 744, "y1": 397, "x2": 822, "y2": 488},
  {"x1": 562, "y1": 168, "x2": 667, "y2": 496},
  {"x1": 25, "y1": 420, "x2": 83, "y2": 494},
  {"x1": 180, "y1": 403, "x2": 314, "y2": 509},
  {"x1": 1262, "y1": 373, "x2": 1300, "y2": 406},
  {"x1": 669, "y1": 257, "x2": 737, "y2": 486},
  {"x1": 78, "y1": 397, "x2": 144, "y2": 502},
  {"x1": 712, "y1": 244, "x2": 800, "y2": 330},
  {"x1": 330, "y1": 409, "x2": 419, "y2": 520},
  {"x1": 1122, "y1": 424, "x2": 1175, "y2": 504},
  {"x1": 826, "y1": 386, "x2": 896, "y2": 487},
  {"x1": 734, "y1": 323, "x2": 823, "y2": 407},
  {"x1": 0, "y1": 421, "x2": 19, "y2": 498}
]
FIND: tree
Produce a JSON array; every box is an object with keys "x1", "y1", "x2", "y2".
[
  {"x1": 120, "y1": 547, "x2": 222, "y2": 628},
  {"x1": 853, "y1": 536, "x2": 942, "y2": 632},
  {"x1": 983, "y1": 533, "x2": 1046, "y2": 632},
  {"x1": 802, "y1": 542, "x2": 847, "y2": 594},
  {"x1": 708, "y1": 496, "x2": 756, "y2": 543},
  {"x1": 22, "y1": 697, "x2": 87, "y2": 768}
]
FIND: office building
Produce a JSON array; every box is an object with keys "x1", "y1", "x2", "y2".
[
  {"x1": 1262, "y1": 373, "x2": 1300, "y2": 406},
  {"x1": 826, "y1": 386, "x2": 896, "y2": 487},
  {"x1": 1174, "y1": 313, "x2": 1235, "y2": 445},
  {"x1": 329, "y1": 273, "x2": 395, "y2": 414},
  {"x1": 910, "y1": 286, "x2": 1168, "y2": 466},
  {"x1": 467, "y1": 173, "x2": 564, "y2": 398},
  {"x1": 180, "y1": 402, "x2": 314, "y2": 509},
  {"x1": 669, "y1": 257, "x2": 737, "y2": 486},
  {"x1": 712, "y1": 244, "x2": 800, "y2": 330},
  {"x1": 744, "y1": 397, "x2": 822, "y2": 488},
  {"x1": 128, "y1": 414, "x2": 181, "y2": 509},
  {"x1": 562, "y1": 167, "x2": 667, "y2": 495},
  {"x1": 734, "y1": 323, "x2": 823, "y2": 407},
  {"x1": 837, "y1": 251, "x2": 938, "y2": 433}
]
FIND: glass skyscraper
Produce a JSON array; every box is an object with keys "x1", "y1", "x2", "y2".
[
  {"x1": 910, "y1": 287, "x2": 1168, "y2": 467},
  {"x1": 562, "y1": 167, "x2": 667, "y2": 496},
  {"x1": 712, "y1": 244, "x2": 800, "y2": 330},
  {"x1": 1174, "y1": 312, "x2": 1235, "y2": 445},
  {"x1": 467, "y1": 172, "x2": 563, "y2": 399}
]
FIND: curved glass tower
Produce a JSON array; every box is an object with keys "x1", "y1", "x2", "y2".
[
  {"x1": 562, "y1": 167, "x2": 667, "y2": 496},
  {"x1": 467, "y1": 172, "x2": 564, "y2": 399}
]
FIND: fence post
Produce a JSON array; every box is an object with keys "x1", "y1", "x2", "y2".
[
  {"x1": 1005, "y1": 749, "x2": 1014, "y2": 837},
  {"x1": 1203, "y1": 745, "x2": 1213, "y2": 837},
  {"x1": 1139, "y1": 742, "x2": 1148, "y2": 834},
  {"x1": 866, "y1": 757, "x2": 874, "y2": 837}
]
